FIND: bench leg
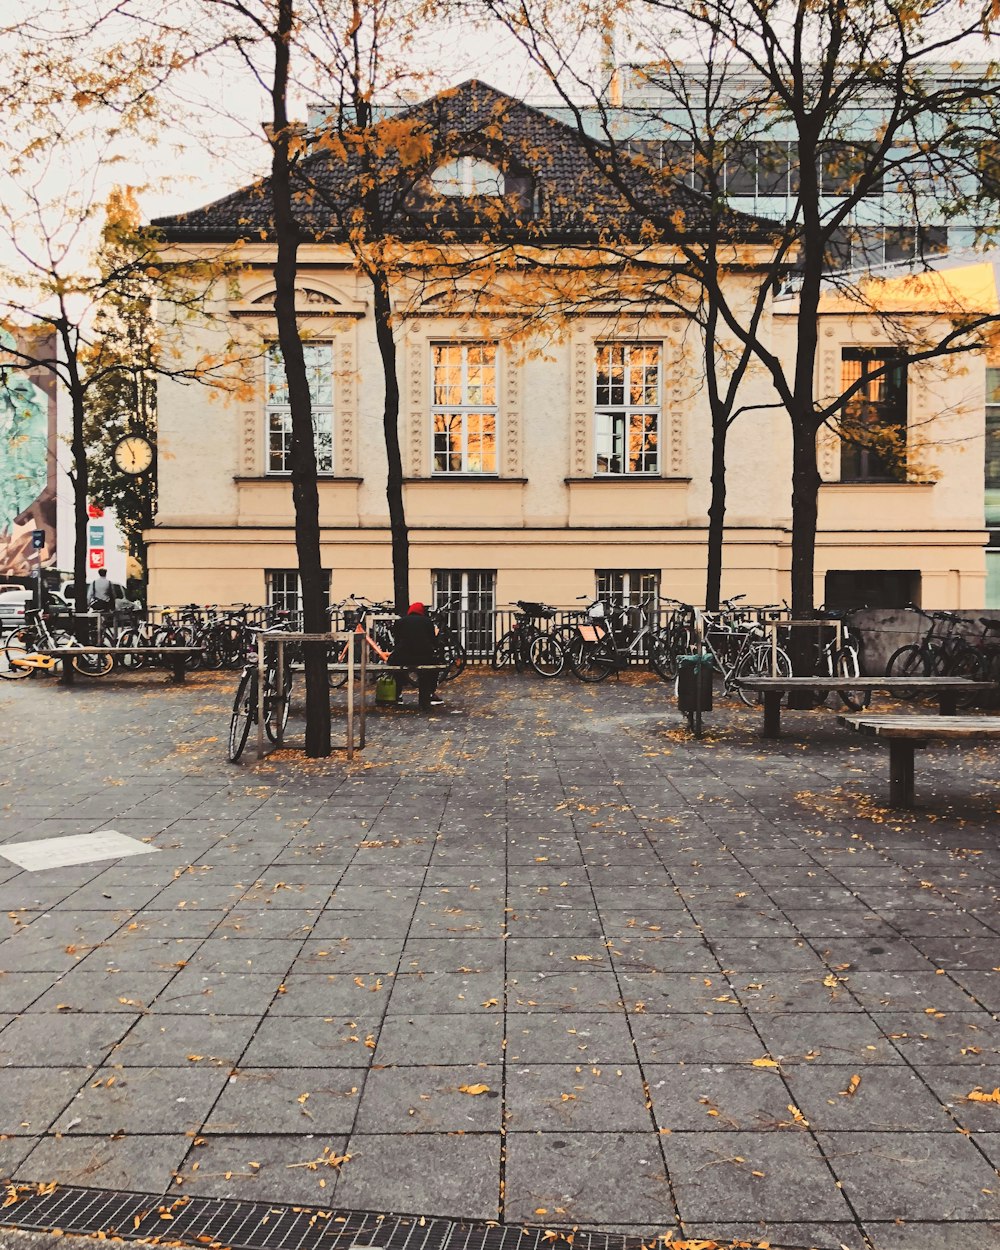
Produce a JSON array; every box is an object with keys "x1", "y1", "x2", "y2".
[
  {"x1": 888, "y1": 740, "x2": 917, "y2": 808},
  {"x1": 761, "y1": 692, "x2": 782, "y2": 739},
  {"x1": 59, "y1": 660, "x2": 75, "y2": 687},
  {"x1": 938, "y1": 692, "x2": 958, "y2": 715},
  {"x1": 170, "y1": 656, "x2": 186, "y2": 683}
]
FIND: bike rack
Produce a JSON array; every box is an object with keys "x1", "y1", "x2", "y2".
[{"x1": 255, "y1": 629, "x2": 360, "y2": 761}]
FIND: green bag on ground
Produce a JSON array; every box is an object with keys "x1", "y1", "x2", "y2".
[{"x1": 375, "y1": 674, "x2": 397, "y2": 704}]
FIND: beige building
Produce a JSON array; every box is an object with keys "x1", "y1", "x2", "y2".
[{"x1": 148, "y1": 82, "x2": 990, "y2": 619}]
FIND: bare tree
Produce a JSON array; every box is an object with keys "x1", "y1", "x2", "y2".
[{"x1": 485, "y1": 0, "x2": 1000, "y2": 624}]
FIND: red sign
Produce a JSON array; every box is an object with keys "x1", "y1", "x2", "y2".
[
  {"x1": 88, "y1": 548, "x2": 105, "y2": 569},
  {"x1": 87, "y1": 503, "x2": 104, "y2": 519}
]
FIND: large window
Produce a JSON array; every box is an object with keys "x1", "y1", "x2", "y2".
[
  {"x1": 596, "y1": 569, "x2": 660, "y2": 609},
  {"x1": 266, "y1": 569, "x2": 330, "y2": 615},
  {"x1": 986, "y1": 367, "x2": 1000, "y2": 527},
  {"x1": 432, "y1": 343, "x2": 498, "y2": 474},
  {"x1": 266, "y1": 342, "x2": 334, "y2": 475},
  {"x1": 839, "y1": 349, "x2": 908, "y2": 481},
  {"x1": 595, "y1": 344, "x2": 661, "y2": 475},
  {"x1": 433, "y1": 569, "x2": 496, "y2": 656}
]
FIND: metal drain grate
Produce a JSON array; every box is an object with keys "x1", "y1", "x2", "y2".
[
  {"x1": 1, "y1": 1185, "x2": 648, "y2": 1250},
  {"x1": 1, "y1": 1182, "x2": 821, "y2": 1250}
]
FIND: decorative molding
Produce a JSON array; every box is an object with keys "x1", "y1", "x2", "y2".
[
  {"x1": 571, "y1": 337, "x2": 590, "y2": 476},
  {"x1": 336, "y1": 334, "x2": 357, "y2": 475},
  {"x1": 503, "y1": 344, "x2": 521, "y2": 477},
  {"x1": 818, "y1": 422, "x2": 839, "y2": 481},
  {"x1": 408, "y1": 335, "x2": 426, "y2": 476},
  {"x1": 242, "y1": 407, "x2": 257, "y2": 476},
  {"x1": 819, "y1": 343, "x2": 839, "y2": 480}
]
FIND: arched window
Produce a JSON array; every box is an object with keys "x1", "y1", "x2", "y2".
[{"x1": 430, "y1": 156, "x2": 506, "y2": 197}]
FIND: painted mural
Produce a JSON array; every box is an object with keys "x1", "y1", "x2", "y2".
[{"x1": 0, "y1": 328, "x2": 56, "y2": 578}]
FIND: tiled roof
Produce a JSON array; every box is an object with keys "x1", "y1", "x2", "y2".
[{"x1": 152, "y1": 79, "x2": 777, "y2": 245}]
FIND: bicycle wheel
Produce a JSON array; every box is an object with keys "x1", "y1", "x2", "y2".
[
  {"x1": 528, "y1": 633, "x2": 565, "y2": 677},
  {"x1": 568, "y1": 636, "x2": 617, "y2": 682},
  {"x1": 734, "y1": 644, "x2": 791, "y2": 707},
  {"x1": 116, "y1": 629, "x2": 144, "y2": 670},
  {"x1": 492, "y1": 630, "x2": 519, "y2": 670},
  {"x1": 328, "y1": 640, "x2": 350, "y2": 689},
  {"x1": 263, "y1": 664, "x2": 293, "y2": 742},
  {"x1": 648, "y1": 630, "x2": 679, "y2": 680},
  {"x1": 835, "y1": 646, "x2": 870, "y2": 710},
  {"x1": 228, "y1": 668, "x2": 258, "y2": 762},
  {"x1": 885, "y1": 644, "x2": 927, "y2": 698},
  {"x1": 437, "y1": 632, "x2": 466, "y2": 682},
  {"x1": 0, "y1": 631, "x2": 34, "y2": 679},
  {"x1": 72, "y1": 650, "x2": 115, "y2": 676}
]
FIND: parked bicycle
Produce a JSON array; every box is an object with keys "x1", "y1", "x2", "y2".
[
  {"x1": 885, "y1": 606, "x2": 968, "y2": 693},
  {"x1": 699, "y1": 598, "x2": 792, "y2": 706},
  {"x1": 493, "y1": 601, "x2": 565, "y2": 677},
  {"x1": 815, "y1": 607, "x2": 870, "y2": 710},
  {"x1": 649, "y1": 597, "x2": 696, "y2": 678},
  {"x1": 1, "y1": 607, "x2": 113, "y2": 680},
  {"x1": 327, "y1": 596, "x2": 396, "y2": 689},
  {"x1": 566, "y1": 595, "x2": 675, "y2": 682},
  {"x1": 227, "y1": 631, "x2": 295, "y2": 762},
  {"x1": 425, "y1": 597, "x2": 468, "y2": 682}
]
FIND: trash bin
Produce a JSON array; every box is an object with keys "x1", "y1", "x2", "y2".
[
  {"x1": 677, "y1": 653, "x2": 714, "y2": 712},
  {"x1": 676, "y1": 653, "x2": 713, "y2": 736}
]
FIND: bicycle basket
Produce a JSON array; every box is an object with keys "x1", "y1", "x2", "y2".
[{"x1": 588, "y1": 602, "x2": 606, "y2": 621}]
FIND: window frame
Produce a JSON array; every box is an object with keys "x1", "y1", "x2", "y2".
[
  {"x1": 432, "y1": 568, "x2": 496, "y2": 656},
  {"x1": 594, "y1": 342, "x2": 662, "y2": 477},
  {"x1": 839, "y1": 347, "x2": 908, "y2": 482},
  {"x1": 431, "y1": 342, "x2": 499, "y2": 476},
  {"x1": 595, "y1": 569, "x2": 661, "y2": 609},
  {"x1": 265, "y1": 341, "x2": 335, "y2": 476},
  {"x1": 265, "y1": 568, "x2": 330, "y2": 615}
]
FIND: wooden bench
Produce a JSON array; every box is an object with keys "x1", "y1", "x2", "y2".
[
  {"x1": 838, "y1": 713, "x2": 1000, "y2": 807},
  {"x1": 43, "y1": 647, "x2": 205, "y2": 685},
  {"x1": 736, "y1": 677, "x2": 993, "y2": 739}
]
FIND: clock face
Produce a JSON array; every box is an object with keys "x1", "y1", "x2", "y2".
[{"x1": 114, "y1": 435, "x2": 154, "y2": 475}]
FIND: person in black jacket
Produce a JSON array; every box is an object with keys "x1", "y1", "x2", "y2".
[{"x1": 390, "y1": 602, "x2": 443, "y2": 711}]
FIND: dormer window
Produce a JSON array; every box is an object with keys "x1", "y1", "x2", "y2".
[{"x1": 430, "y1": 156, "x2": 506, "y2": 197}]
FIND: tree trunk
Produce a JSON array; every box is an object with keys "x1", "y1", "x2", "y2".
[
  {"x1": 58, "y1": 322, "x2": 89, "y2": 614},
  {"x1": 270, "y1": 0, "x2": 331, "y2": 757},
  {"x1": 372, "y1": 266, "x2": 409, "y2": 611},
  {"x1": 789, "y1": 415, "x2": 822, "y2": 677},
  {"x1": 705, "y1": 408, "x2": 728, "y2": 612}
]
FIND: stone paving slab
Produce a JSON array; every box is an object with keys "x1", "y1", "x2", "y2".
[{"x1": 2, "y1": 670, "x2": 1000, "y2": 1247}]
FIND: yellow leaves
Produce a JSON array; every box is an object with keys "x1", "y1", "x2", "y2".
[
  {"x1": 822, "y1": 974, "x2": 843, "y2": 988},
  {"x1": 458, "y1": 1083, "x2": 490, "y2": 1096},
  {"x1": 187, "y1": 1055, "x2": 204, "y2": 1063},
  {"x1": 481, "y1": 998, "x2": 499, "y2": 1009},
  {"x1": 751, "y1": 1057, "x2": 779, "y2": 1069},
  {"x1": 840, "y1": 1074, "x2": 862, "y2": 1097},
  {"x1": 286, "y1": 1147, "x2": 351, "y2": 1171},
  {"x1": 787, "y1": 1104, "x2": 809, "y2": 1127},
  {"x1": 924, "y1": 1007, "x2": 946, "y2": 1019},
  {"x1": 966, "y1": 1087, "x2": 1000, "y2": 1104},
  {"x1": 570, "y1": 955, "x2": 595, "y2": 962}
]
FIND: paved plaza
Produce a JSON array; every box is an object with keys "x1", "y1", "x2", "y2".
[{"x1": 1, "y1": 668, "x2": 1000, "y2": 1250}]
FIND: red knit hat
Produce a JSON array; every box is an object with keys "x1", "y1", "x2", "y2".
[{"x1": 408, "y1": 602, "x2": 426, "y2": 615}]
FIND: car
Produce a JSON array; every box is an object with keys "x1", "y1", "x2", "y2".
[{"x1": 0, "y1": 588, "x2": 70, "y2": 634}]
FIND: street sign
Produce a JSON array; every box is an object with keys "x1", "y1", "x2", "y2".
[
  {"x1": 88, "y1": 548, "x2": 105, "y2": 569},
  {"x1": 31, "y1": 530, "x2": 44, "y2": 550},
  {"x1": 89, "y1": 525, "x2": 105, "y2": 545},
  {"x1": 87, "y1": 503, "x2": 104, "y2": 519}
]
